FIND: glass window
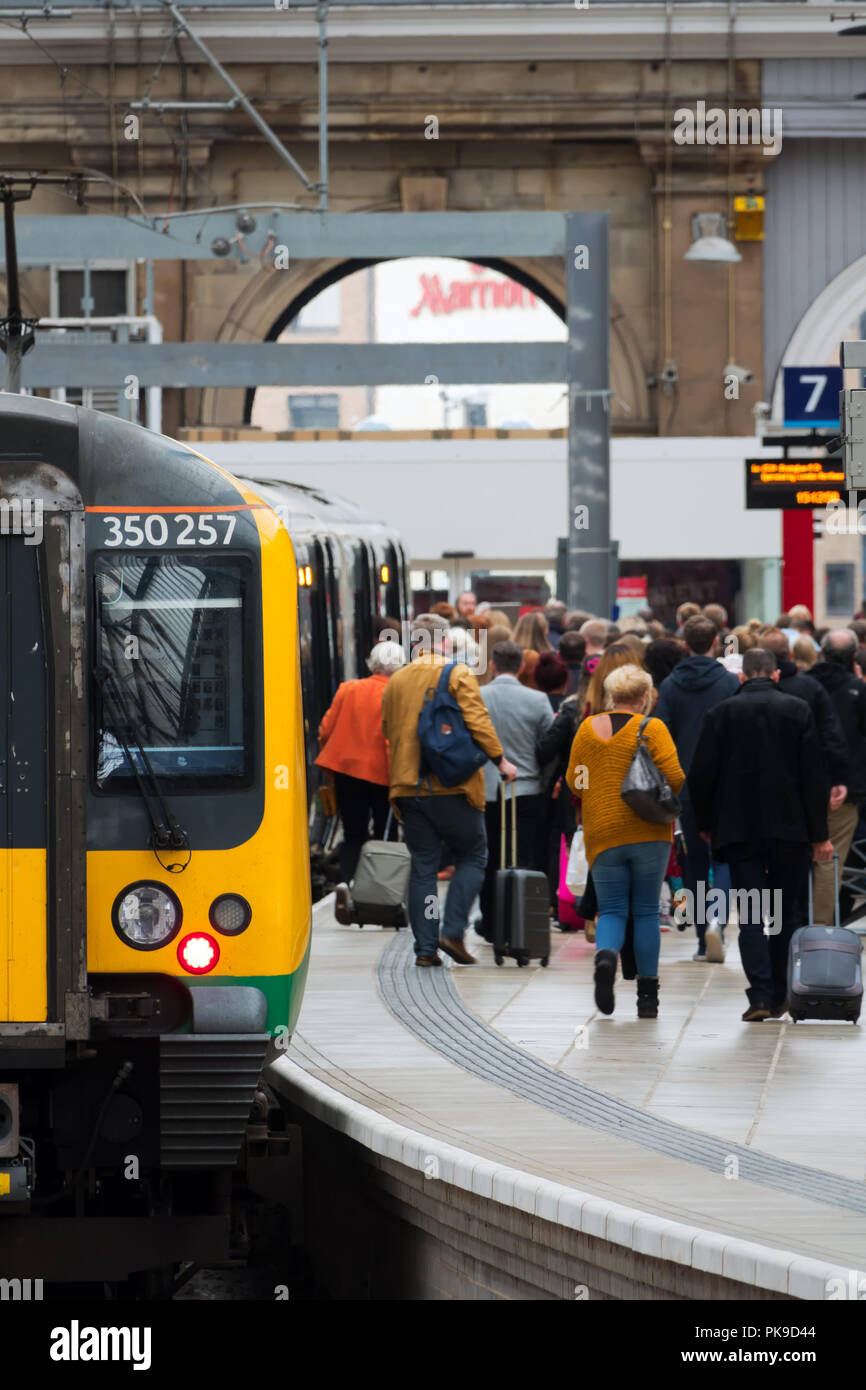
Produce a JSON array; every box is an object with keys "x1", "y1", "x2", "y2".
[
  {"x1": 58, "y1": 268, "x2": 129, "y2": 318},
  {"x1": 287, "y1": 282, "x2": 341, "y2": 332},
  {"x1": 288, "y1": 393, "x2": 340, "y2": 429},
  {"x1": 826, "y1": 562, "x2": 855, "y2": 619},
  {"x1": 93, "y1": 553, "x2": 250, "y2": 788}
]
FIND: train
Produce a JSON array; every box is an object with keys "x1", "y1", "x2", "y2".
[
  {"x1": 239, "y1": 477, "x2": 410, "y2": 896},
  {"x1": 0, "y1": 395, "x2": 408, "y2": 1291}
]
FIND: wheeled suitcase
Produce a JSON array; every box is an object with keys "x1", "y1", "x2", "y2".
[
  {"x1": 351, "y1": 813, "x2": 410, "y2": 928},
  {"x1": 787, "y1": 854, "x2": 862, "y2": 1023},
  {"x1": 493, "y1": 781, "x2": 550, "y2": 968}
]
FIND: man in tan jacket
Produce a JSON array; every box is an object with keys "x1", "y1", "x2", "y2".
[{"x1": 382, "y1": 615, "x2": 517, "y2": 965}]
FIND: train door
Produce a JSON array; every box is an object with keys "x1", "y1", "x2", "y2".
[
  {"x1": 382, "y1": 542, "x2": 402, "y2": 621},
  {"x1": 296, "y1": 539, "x2": 324, "y2": 794},
  {"x1": 0, "y1": 535, "x2": 48, "y2": 1021},
  {"x1": 397, "y1": 543, "x2": 411, "y2": 621},
  {"x1": 351, "y1": 540, "x2": 375, "y2": 674},
  {"x1": 0, "y1": 477, "x2": 86, "y2": 1038},
  {"x1": 322, "y1": 538, "x2": 343, "y2": 690}
]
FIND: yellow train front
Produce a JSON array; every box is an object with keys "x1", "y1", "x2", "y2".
[{"x1": 0, "y1": 396, "x2": 310, "y2": 1287}]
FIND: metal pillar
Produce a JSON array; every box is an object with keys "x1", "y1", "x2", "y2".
[
  {"x1": 0, "y1": 178, "x2": 38, "y2": 393},
  {"x1": 1, "y1": 190, "x2": 24, "y2": 392},
  {"x1": 565, "y1": 211, "x2": 611, "y2": 617}
]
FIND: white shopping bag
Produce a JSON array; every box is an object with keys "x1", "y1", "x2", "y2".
[{"x1": 565, "y1": 826, "x2": 588, "y2": 897}]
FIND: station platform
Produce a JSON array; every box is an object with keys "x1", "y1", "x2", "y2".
[{"x1": 269, "y1": 899, "x2": 866, "y2": 1301}]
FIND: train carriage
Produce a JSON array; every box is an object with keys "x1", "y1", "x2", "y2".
[
  {"x1": 241, "y1": 476, "x2": 410, "y2": 894},
  {"x1": 0, "y1": 396, "x2": 310, "y2": 1286}
]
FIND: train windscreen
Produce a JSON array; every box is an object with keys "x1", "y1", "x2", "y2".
[{"x1": 93, "y1": 552, "x2": 251, "y2": 788}]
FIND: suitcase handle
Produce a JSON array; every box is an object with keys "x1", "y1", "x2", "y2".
[
  {"x1": 499, "y1": 778, "x2": 517, "y2": 871},
  {"x1": 808, "y1": 851, "x2": 840, "y2": 929}
]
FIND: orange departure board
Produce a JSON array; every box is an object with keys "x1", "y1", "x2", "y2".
[{"x1": 745, "y1": 458, "x2": 847, "y2": 509}]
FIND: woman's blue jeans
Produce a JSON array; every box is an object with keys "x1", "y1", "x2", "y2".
[{"x1": 591, "y1": 841, "x2": 670, "y2": 977}]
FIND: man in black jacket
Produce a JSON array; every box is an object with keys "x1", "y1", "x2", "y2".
[
  {"x1": 688, "y1": 649, "x2": 833, "y2": 1021},
  {"x1": 656, "y1": 614, "x2": 739, "y2": 962},
  {"x1": 757, "y1": 628, "x2": 849, "y2": 795},
  {"x1": 807, "y1": 629, "x2": 866, "y2": 923}
]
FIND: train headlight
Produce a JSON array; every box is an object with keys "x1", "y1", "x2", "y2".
[
  {"x1": 177, "y1": 933, "x2": 220, "y2": 975},
  {"x1": 112, "y1": 882, "x2": 182, "y2": 950},
  {"x1": 209, "y1": 893, "x2": 252, "y2": 935}
]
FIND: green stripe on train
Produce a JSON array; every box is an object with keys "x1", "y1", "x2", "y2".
[{"x1": 186, "y1": 935, "x2": 312, "y2": 1036}]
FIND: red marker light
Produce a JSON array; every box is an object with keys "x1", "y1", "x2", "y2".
[{"x1": 177, "y1": 932, "x2": 220, "y2": 975}]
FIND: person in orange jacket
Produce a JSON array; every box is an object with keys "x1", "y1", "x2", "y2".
[{"x1": 316, "y1": 641, "x2": 407, "y2": 891}]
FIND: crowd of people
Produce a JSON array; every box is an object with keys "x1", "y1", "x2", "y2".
[{"x1": 315, "y1": 591, "x2": 866, "y2": 1025}]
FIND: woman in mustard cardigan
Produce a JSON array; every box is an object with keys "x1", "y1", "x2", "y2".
[{"x1": 567, "y1": 663, "x2": 684, "y2": 1019}]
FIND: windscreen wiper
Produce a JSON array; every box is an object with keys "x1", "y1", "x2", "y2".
[{"x1": 93, "y1": 664, "x2": 191, "y2": 873}]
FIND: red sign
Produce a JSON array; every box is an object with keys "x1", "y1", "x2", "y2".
[
  {"x1": 411, "y1": 263, "x2": 538, "y2": 317},
  {"x1": 617, "y1": 577, "x2": 647, "y2": 600}
]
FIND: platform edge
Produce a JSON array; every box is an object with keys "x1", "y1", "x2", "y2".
[{"x1": 269, "y1": 1053, "x2": 859, "y2": 1302}]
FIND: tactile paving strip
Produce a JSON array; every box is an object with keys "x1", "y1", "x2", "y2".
[{"x1": 377, "y1": 930, "x2": 866, "y2": 1216}]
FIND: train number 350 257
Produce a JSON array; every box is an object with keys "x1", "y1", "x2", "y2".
[{"x1": 102, "y1": 513, "x2": 238, "y2": 547}]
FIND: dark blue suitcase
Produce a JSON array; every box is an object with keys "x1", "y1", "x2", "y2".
[
  {"x1": 492, "y1": 782, "x2": 550, "y2": 968},
  {"x1": 787, "y1": 855, "x2": 862, "y2": 1023}
]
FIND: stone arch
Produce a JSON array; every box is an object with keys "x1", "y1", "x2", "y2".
[
  {"x1": 770, "y1": 251, "x2": 866, "y2": 421},
  {"x1": 200, "y1": 254, "x2": 650, "y2": 427}
]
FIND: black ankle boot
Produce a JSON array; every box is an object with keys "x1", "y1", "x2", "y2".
[
  {"x1": 594, "y1": 949, "x2": 617, "y2": 1016},
  {"x1": 637, "y1": 976, "x2": 659, "y2": 1019}
]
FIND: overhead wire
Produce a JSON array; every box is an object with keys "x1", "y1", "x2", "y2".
[
  {"x1": 0, "y1": 15, "x2": 111, "y2": 105},
  {"x1": 107, "y1": 1, "x2": 120, "y2": 214}
]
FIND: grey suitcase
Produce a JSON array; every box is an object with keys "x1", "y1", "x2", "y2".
[
  {"x1": 493, "y1": 781, "x2": 550, "y2": 968},
  {"x1": 351, "y1": 813, "x2": 411, "y2": 928},
  {"x1": 787, "y1": 854, "x2": 862, "y2": 1023}
]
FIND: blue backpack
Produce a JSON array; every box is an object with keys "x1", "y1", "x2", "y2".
[{"x1": 417, "y1": 662, "x2": 489, "y2": 788}]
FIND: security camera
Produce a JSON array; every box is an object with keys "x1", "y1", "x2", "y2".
[
  {"x1": 752, "y1": 400, "x2": 772, "y2": 436},
  {"x1": 725, "y1": 363, "x2": 754, "y2": 385}
]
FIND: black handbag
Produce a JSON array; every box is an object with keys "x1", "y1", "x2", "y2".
[{"x1": 621, "y1": 714, "x2": 681, "y2": 825}]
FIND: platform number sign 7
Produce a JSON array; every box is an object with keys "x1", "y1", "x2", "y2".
[{"x1": 783, "y1": 366, "x2": 844, "y2": 429}]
